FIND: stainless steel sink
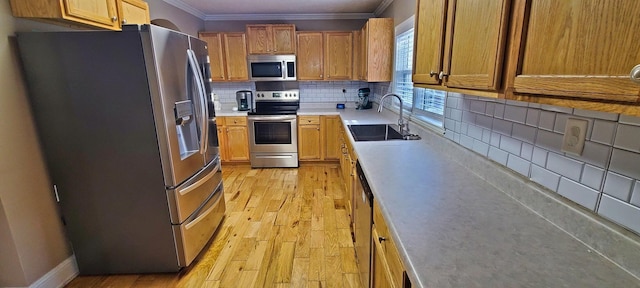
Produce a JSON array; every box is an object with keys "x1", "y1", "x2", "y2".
[{"x1": 347, "y1": 124, "x2": 405, "y2": 141}]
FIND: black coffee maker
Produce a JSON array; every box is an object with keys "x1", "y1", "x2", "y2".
[{"x1": 356, "y1": 88, "x2": 372, "y2": 109}]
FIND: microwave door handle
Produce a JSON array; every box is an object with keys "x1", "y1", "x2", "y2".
[
  {"x1": 283, "y1": 61, "x2": 286, "y2": 80},
  {"x1": 187, "y1": 49, "x2": 209, "y2": 155}
]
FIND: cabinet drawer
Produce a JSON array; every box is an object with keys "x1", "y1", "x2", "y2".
[
  {"x1": 299, "y1": 115, "x2": 320, "y2": 125},
  {"x1": 168, "y1": 158, "x2": 221, "y2": 223},
  {"x1": 373, "y1": 201, "x2": 406, "y2": 287},
  {"x1": 226, "y1": 116, "x2": 246, "y2": 126}
]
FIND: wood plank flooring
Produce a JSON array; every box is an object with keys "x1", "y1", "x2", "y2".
[{"x1": 65, "y1": 164, "x2": 362, "y2": 288}]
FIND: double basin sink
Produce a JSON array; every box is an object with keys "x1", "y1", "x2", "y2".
[{"x1": 347, "y1": 124, "x2": 421, "y2": 141}]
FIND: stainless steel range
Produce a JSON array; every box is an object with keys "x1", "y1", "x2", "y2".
[{"x1": 248, "y1": 82, "x2": 300, "y2": 168}]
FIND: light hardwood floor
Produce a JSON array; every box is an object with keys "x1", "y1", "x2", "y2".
[{"x1": 65, "y1": 164, "x2": 362, "y2": 288}]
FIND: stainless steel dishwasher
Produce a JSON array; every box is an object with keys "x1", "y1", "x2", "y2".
[{"x1": 354, "y1": 161, "x2": 374, "y2": 288}]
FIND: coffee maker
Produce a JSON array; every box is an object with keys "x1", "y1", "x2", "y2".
[
  {"x1": 236, "y1": 90, "x2": 253, "y2": 111},
  {"x1": 356, "y1": 88, "x2": 372, "y2": 109}
]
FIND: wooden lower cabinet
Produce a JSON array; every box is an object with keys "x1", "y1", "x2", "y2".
[
  {"x1": 298, "y1": 115, "x2": 341, "y2": 161},
  {"x1": 217, "y1": 116, "x2": 249, "y2": 162},
  {"x1": 372, "y1": 200, "x2": 411, "y2": 288}
]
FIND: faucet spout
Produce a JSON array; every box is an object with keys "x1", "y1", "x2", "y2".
[{"x1": 378, "y1": 93, "x2": 409, "y2": 135}]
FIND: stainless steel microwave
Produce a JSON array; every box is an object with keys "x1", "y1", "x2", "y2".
[{"x1": 248, "y1": 55, "x2": 296, "y2": 81}]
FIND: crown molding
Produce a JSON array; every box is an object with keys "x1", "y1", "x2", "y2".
[
  {"x1": 205, "y1": 13, "x2": 375, "y2": 21},
  {"x1": 373, "y1": 0, "x2": 394, "y2": 16},
  {"x1": 163, "y1": 0, "x2": 206, "y2": 19}
]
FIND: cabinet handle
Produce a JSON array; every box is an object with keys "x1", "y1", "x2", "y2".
[
  {"x1": 111, "y1": 16, "x2": 118, "y2": 22},
  {"x1": 429, "y1": 71, "x2": 438, "y2": 77},
  {"x1": 316, "y1": 128, "x2": 320, "y2": 131},
  {"x1": 122, "y1": 19, "x2": 127, "y2": 25},
  {"x1": 378, "y1": 236, "x2": 386, "y2": 243},
  {"x1": 438, "y1": 71, "x2": 448, "y2": 80},
  {"x1": 631, "y1": 64, "x2": 640, "y2": 84}
]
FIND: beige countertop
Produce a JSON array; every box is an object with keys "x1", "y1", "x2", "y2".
[{"x1": 214, "y1": 105, "x2": 640, "y2": 287}]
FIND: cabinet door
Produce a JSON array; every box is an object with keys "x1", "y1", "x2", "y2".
[
  {"x1": 352, "y1": 30, "x2": 362, "y2": 80},
  {"x1": 246, "y1": 25, "x2": 270, "y2": 54},
  {"x1": 324, "y1": 32, "x2": 353, "y2": 80},
  {"x1": 63, "y1": 0, "x2": 119, "y2": 30},
  {"x1": 298, "y1": 125, "x2": 321, "y2": 160},
  {"x1": 297, "y1": 32, "x2": 324, "y2": 80},
  {"x1": 322, "y1": 116, "x2": 341, "y2": 160},
  {"x1": 226, "y1": 126, "x2": 249, "y2": 161},
  {"x1": 272, "y1": 25, "x2": 296, "y2": 54},
  {"x1": 444, "y1": 0, "x2": 511, "y2": 90},
  {"x1": 364, "y1": 18, "x2": 393, "y2": 82},
  {"x1": 117, "y1": 0, "x2": 149, "y2": 26},
  {"x1": 199, "y1": 32, "x2": 227, "y2": 81},
  {"x1": 509, "y1": 0, "x2": 640, "y2": 102},
  {"x1": 413, "y1": 0, "x2": 448, "y2": 85},
  {"x1": 372, "y1": 227, "x2": 396, "y2": 288},
  {"x1": 224, "y1": 33, "x2": 249, "y2": 81},
  {"x1": 360, "y1": 24, "x2": 368, "y2": 81},
  {"x1": 216, "y1": 126, "x2": 228, "y2": 161}
]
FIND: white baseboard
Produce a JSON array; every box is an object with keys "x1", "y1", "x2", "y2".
[{"x1": 29, "y1": 255, "x2": 78, "y2": 288}]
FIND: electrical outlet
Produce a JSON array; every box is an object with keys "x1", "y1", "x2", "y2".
[{"x1": 561, "y1": 118, "x2": 588, "y2": 155}]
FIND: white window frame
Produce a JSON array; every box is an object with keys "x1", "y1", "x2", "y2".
[{"x1": 391, "y1": 15, "x2": 446, "y2": 130}]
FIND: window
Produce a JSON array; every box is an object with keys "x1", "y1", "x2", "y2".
[
  {"x1": 393, "y1": 28, "x2": 414, "y2": 108},
  {"x1": 392, "y1": 16, "x2": 446, "y2": 128}
]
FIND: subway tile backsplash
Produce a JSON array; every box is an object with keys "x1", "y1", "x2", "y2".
[
  {"x1": 444, "y1": 93, "x2": 640, "y2": 235},
  {"x1": 211, "y1": 81, "x2": 370, "y2": 104}
]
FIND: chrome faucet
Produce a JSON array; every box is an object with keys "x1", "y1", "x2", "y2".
[{"x1": 378, "y1": 93, "x2": 409, "y2": 135}]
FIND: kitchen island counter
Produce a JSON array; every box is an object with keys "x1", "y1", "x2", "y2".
[{"x1": 334, "y1": 108, "x2": 640, "y2": 288}]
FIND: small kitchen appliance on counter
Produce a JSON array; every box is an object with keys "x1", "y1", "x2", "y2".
[
  {"x1": 356, "y1": 88, "x2": 372, "y2": 110},
  {"x1": 236, "y1": 90, "x2": 253, "y2": 111}
]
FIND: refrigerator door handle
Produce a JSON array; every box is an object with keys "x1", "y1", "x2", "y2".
[{"x1": 186, "y1": 49, "x2": 209, "y2": 155}]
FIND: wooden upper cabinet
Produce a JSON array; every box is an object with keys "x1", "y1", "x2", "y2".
[
  {"x1": 413, "y1": 0, "x2": 447, "y2": 85},
  {"x1": 361, "y1": 18, "x2": 394, "y2": 82},
  {"x1": 324, "y1": 32, "x2": 353, "y2": 80},
  {"x1": 10, "y1": 0, "x2": 149, "y2": 30},
  {"x1": 297, "y1": 32, "x2": 324, "y2": 80},
  {"x1": 246, "y1": 24, "x2": 296, "y2": 55},
  {"x1": 507, "y1": 0, "x2": 640, "y2": 103},
  {"x1": 352, "y1": 30, "x2": 362, "y2": 80},
  {"x1": 117, "y1": 0, "x2": 149, "y2": 25},
  {"x1": 199, "y1": 32, "x2": 227, "y2": 81},
  {"x1": 223, "y1": 33, "x2": 249, "y2": 81},
  {"x1": 446, "y1": 0, "x2": 511, "y2": 91},
  {"x1": 414, "y1": 0, "x2": 511, "y2": 92},
  {"x1": 199, "y1": 32, "x2": 248, "y2": 82}
]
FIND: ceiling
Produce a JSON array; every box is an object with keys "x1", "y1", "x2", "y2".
[{"x1": 163, "y1": 0, "x2": 394, "y2": 20}]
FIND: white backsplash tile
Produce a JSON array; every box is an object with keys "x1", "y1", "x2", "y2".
[
  {"x1": 532, "y1": 147, "x2": 548, "y2": 167},
  {"x1": 507, "y1": 154, "x2": 531, "y2": 177},
  {"x1": 631, "y1": 182, "x2": 640, "y2": 207},
  {"x1": 512, "y1": 123, "x2": 537, "y2": 143},
  {"x1": 538, "y1": 111, "x2": 556, "y2": 131},
  {"x1": 598, "y1": 195, "x2": 640, "y2": 234},
  {"x1": 603, "y1": 172, "x2": 633, "y2": 201},
  {"x1": 590, "y1": 120, "x2": 617, "y2": 145},
  {"x1": 553, "y1": 113, "x2": 571, "y2": 133},
  {"x1": 580, "y1": 164, "x2": 604, "y2": 191},
  {"x1": 609, "y1": 149, "x2": 640, "y2": 179},
  {"x1": 492, "y1": 118, "x2": 513, "y2": 135},
  {"x1": 546, "y1": 152, "x2": 583, "y2": 182},
  {"x1": 472, "y1": 140, "x2": 490, "y2": 157},
  {"x1": 557, "y1": 178, "x2": 599, "y2": 210},
  {"x1": 521, "y1": 143, "x2": 534, "y2": 161},
  {"x1": 490, "y1": 132, "x2": 501, "y2": 147},
  {"x1": 500, "y1": 136, "x2": 522, "y2": 155},
  {"x1": 488, "y1": 146, "x2": 509, "y2": 165},
  {"x1": 614, "y1": 124, "x2": 640, "y2": 153},
  {"x1": 504, "y1": 105, "x2": 527, "y2": 124},
  {"x1": 573, "y1": 108, "x2": 619, "y2": 121},
  {"x1": 494, "y1": 103, "x2": 505, "y2": 119},
  {"x1": 619, "y1": 114, "x2": 640, "y2": 126},
  {"x1": 526, "y1": 108, "x2": 540, "y2": 127},
  {"x1": 530, "y1": 164, "x2": 560, "y2": 192},
  {"x1": 467, "y1": 124, "x2": 483, "y2": 140},
  {"x1": 485, "y1": 102, "x2": 496, "y2": 116},
  {"x1": 476, "y1": 114, "x2": 493, "y2": 129},
  {"x1": 535, "y1": 130, "x2": 563, "y2": 152}
]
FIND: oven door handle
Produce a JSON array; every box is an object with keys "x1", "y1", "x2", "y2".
[{"x1": 248, "y1": 115, "x2": 297, "y2": 121}]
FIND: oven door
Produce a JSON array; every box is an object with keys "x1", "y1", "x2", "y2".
[{"x1": 248, "y1": 115, "x2": 297, "y2": 153}]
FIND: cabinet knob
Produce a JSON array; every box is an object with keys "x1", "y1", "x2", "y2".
[
  {"x1": 429, "y1": 71, "x2": 438, "y2": 77},
  {"x1": 438, "y1": 71, "x2": 448, "y2": 80},
  {"x1": 316, "y1": 128, "x2": 320, "y2": 131},
  {"x1": 378, "y1": 236, "x2": 386, "y2": 243},
  {"x1": 111, "y1": 16, "x2": 118, "y2": 22},
  {"x1": 631, "y1": 64, "x2": 640, "y2": 84},
  {"x1": 122, "y1": 19, "x2": 127, "y2": 25}
]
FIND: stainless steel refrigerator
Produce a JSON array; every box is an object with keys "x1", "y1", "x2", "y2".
[{"x1": 17, "y1": 25, "x2": 226, "y2": 274}]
